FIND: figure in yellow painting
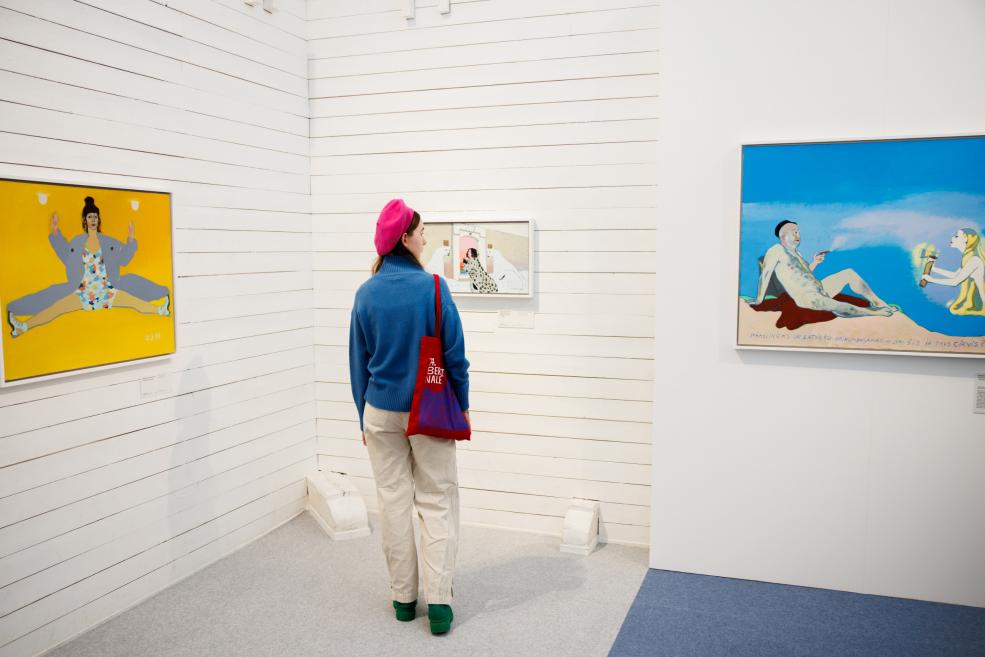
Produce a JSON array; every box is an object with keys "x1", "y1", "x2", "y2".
[
  {"x1": 922, "y1": 228, "x2": 985, "y2": 316},
  {"x1": 7, "y1": 196, "x2": 171, "y2": 337}
]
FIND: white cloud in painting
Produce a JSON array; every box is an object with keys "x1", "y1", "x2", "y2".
[
  {"x1": 832, "y1": 192, "x2": 984, "y2": 251},
  {"x1": 833, "y1": 210, "x2": 971, "y2": 249},
  {"x1": 883, "y1": 191, "x2": 985, "y2": 219}
]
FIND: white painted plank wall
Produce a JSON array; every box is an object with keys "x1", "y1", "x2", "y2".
[
  {"x1": 0, "y1": 2, "x2": 313, "y2": 656},
  {"x1": 309, "y1": 0, "x2": 658, "y2": 547}
]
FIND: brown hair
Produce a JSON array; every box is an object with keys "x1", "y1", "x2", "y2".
[{"x1": 372, "y1": 211, "x2": 423, "y2": 274}]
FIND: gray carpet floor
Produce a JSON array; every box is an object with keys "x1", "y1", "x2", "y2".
[{"x1": 46, "y1": 511, "x2": 649, "y2": 657}]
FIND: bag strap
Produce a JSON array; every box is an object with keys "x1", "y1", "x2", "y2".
[{"x1": 433, "y1": 274, "x2": 442, "y2": 338}]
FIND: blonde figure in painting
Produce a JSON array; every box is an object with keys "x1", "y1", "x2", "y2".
[
  {"x1": 7, "y1": 196, "x2": 171, "y2": 337},
  {"x1": 922, "y1": 228, "x2": 985, "y2": 315}
]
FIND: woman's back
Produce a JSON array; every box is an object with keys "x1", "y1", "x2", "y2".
[{"x1": 349, "y1": 254, "x2": 469, "y2": 432}]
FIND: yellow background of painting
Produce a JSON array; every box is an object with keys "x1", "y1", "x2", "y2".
[{"x1": 0, "y1": 180, "x2": 175, "y2": 383}]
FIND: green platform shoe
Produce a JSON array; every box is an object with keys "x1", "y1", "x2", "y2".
[
  {"x1": 393, "y1": 600, "x2": 417, "y2": 622},
  {"x1": 428, "y1": 604, "x2": 453, "y2": 635}
]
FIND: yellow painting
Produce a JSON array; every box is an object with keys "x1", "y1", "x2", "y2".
[{"x1": 1, "y1": 179, "x2": 175, "y2": 384}]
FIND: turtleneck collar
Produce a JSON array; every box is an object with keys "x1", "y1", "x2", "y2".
[{"x1": 377, "y1": 254, "x2": 423, "y2": 275}]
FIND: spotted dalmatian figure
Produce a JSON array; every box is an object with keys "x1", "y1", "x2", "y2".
[{"x1": 462, "y1": 249, "x2": 498, "y2": 294}]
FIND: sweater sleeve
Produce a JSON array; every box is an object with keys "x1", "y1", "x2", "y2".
[
  {"x1": 348, "y1": 300, "x2": 371, "y2": 431},
  {"x1": 49, "y1": 231, "x2": 71, "y2": 265},
  {"x1": 120, "y1": 238, "x2": 137, "y2": 266},
  {"x1": 438, "y1": 278, "x2": 470, "y2": 411}
]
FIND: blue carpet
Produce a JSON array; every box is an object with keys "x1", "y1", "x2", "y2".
[{"x1": 608, "y1": 570, "x2": 985, "y2": 657}]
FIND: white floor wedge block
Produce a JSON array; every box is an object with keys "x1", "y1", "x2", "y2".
[
  {"x1": 306, "y1": 470, "x2": 371, "y2": 540},
  {"x1": 559, "y1": 498, "x2": 600, "y2": 555}
]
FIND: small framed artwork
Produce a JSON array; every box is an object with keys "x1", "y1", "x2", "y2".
[
  {"x1": 0, "y1": 177, "x2": 176, "y2": 386},
  {"x1": 421, "y1": 220, "x2": 534, "y2": 298},
  {"x1": 737, "y1": 134, "x2": 985, "y2": 358}
]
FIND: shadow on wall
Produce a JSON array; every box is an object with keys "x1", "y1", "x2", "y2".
[{"x1": 168, "y1": 355, "x2": 213, "y2": 563}]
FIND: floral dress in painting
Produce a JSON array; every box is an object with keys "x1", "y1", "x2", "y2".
[{"x1": 77, "y1": 247, "x2": 117, "y2": 310}]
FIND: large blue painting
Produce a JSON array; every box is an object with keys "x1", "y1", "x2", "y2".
[{"x1": 737, "y1": 135, "x2": 985, "y2": 356}]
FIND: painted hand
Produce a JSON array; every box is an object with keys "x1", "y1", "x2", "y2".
[
  {"x1": 128, "y1": 221, "x2": 135, "y2": 241},
  {"x1": 50, "y1": 212, "x2": 59, "y2": 235}
]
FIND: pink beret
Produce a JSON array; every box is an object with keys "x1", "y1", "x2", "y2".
[{"x1": 375, "y1": 198, "x2": 415, "y2": 256}]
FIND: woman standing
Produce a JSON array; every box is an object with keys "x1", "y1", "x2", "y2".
[
  {"x1": 348, "y1": 199, "x2": 470, "y2": 635},
  {"x1": 922, "y1": 228, "x2": 985, "y2": 315}
]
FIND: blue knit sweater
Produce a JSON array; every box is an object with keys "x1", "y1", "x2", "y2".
[{"x1": 348, "y1": 255, "x2": 470, "y2": 431}]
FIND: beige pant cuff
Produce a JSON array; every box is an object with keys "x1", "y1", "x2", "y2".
[{"x1": 427, "y1": 588, "x2": 454, "y2": 605}]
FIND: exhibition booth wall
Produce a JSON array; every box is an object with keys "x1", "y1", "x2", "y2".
[
  {"x1": 654, "y1": 0, "x2": 985, "y2": 607},
  {"x1": 0, "y1": 3, "x2": 314, "y2": 656},
  {"x1": 308, "y1": 0, "x2": 659, "y2": 546}
]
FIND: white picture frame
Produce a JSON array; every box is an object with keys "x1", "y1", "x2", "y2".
[
  {"x1": 420, "y1": 219, "x2": 534, "y2": 299},
  {"x1": 734, "y1": 134, "x2": 985, "y2": 359}
]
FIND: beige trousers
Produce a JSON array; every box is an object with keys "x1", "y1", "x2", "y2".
[{"x1": 363, "y1": 402, "x2": 460, "y2": 605}]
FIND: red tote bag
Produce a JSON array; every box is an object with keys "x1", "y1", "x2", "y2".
[{"x1": 405, "y1": 275, "x2": 471, "y2": 440}]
